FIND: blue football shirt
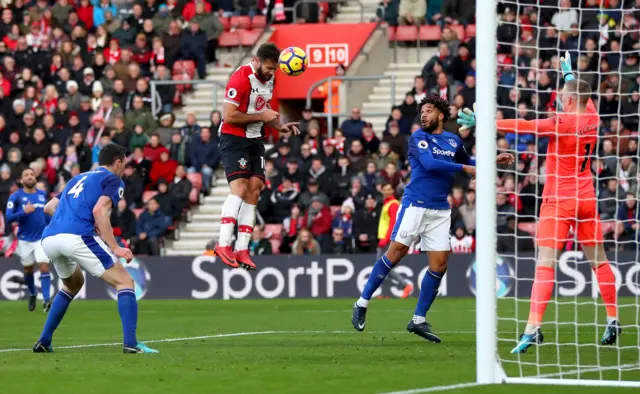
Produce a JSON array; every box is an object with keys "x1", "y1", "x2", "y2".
[
  {"x1": 5, "y1": 189, "x2": 49, "y2": 241},
  {"x1": 402, "y1": 129, "x2": 475, "y2": 210},
  {"x1": 43, "y1": 167, "x2": 125, "y2": 238}
]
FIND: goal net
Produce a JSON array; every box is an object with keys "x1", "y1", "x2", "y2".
[{"x1": 475, "y1": 0, "x2": 640, "y2": 387}]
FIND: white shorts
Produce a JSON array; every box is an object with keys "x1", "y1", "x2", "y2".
[
  {"x1": 391, "y1": 205, "x2": 451, "y2": 251},
  {"x1": 41, "y1": 234, "x2": 118, "y2": 279},
  {"x1": 16, "y1": 240, "x2": 49, "y2": 266}
]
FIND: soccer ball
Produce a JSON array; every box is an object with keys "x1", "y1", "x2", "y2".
[{"x1": 279, "y1": 46, "x2": 308, "y2": 76}]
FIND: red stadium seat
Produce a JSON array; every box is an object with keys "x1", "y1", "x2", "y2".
[
  {"x1": 230, "y1": 16, "x2": 251, "y2": 30},
  {"x1": 465, "y1": 24, "x2": 476, "y2": 38},
  {"x1": 142, "y1": 191, "x2": 157, "y2": 203},
  {"x1": 450, "y1": 24, "x2": 465, "y2": 41},
  {"x1": 172, "y1": 73, "x2": 192, "y2": 92},
  {"x1": 270, "y1": 238, "x2": 282, "y2": 254},
  {"x1": 419, "y1": 25, "x2": 441, "y2": 41},
  {"x1": 172, "y1": 60, "x2": 195, "y2": 78},
  {"x1": 189, "y1": 188, "x2": 200, "y2": 205},
  {"x1": 219, "y1": 17, "x2": 230, "y2": 31},
  {"x1": 219, "y1": 31, "x2": 241, "y2": 47},
  {"x1": 387, "y1": 26, "x2": 396, "y2": 41},
  {"x1": 264, "y1": 224, "x2": 283, "y2": 240},
  {"x1": 251, "y1": 15, "x2": 267, "y2": 29},
  {"x1": 518, "y1": 222, "x2": 536, "y2": 235},
  {"x1": 241, "y1": 29, "x2": 263, "y2": 47},
  {"x1": 133, "y1": 209, "x2": 144, "y2": 218},
  {"x1": 186, "y1": 173, "x2": 203, "y2": 190},
  {"x1": 393, "y1": 26, "x2": 418, "y2": 42}
]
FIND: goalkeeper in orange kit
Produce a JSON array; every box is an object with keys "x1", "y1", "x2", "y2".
[{"x1": 457, "y1": 52, "x2": 620, "y2": 354}]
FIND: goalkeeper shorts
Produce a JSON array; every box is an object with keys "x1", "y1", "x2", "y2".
[{"x1": 537, "y1": 200, "x2": 603, "y2": 249}]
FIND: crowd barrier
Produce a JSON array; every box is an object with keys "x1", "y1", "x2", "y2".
[{"x1": 0, "y1": 253, "x2": 638, "y2": 300}]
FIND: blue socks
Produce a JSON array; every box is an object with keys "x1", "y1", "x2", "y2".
[
  {"x1": 24, "y1": 272, "x2": 35, "y2": 296},
  {"x1": 41, "y1": 273, "x2": 51, "y2": 302},
  {"x1": 39, "y1": 289, "x2": 74, "y2": 346},
  {"x1": 117, "y1": 289, "x2": 138, "y2": 348},
  {"x1": 360, "y1": 256, "x2": 393, "y2": 303},
  {"x1": 413, "y1": 269, "x2": 445, "y2": 321}
]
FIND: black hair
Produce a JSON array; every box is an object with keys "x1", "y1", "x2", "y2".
[
  {"x1": 98, "y1": 143, "x2": 126, "y2": 166},
  {"x1": 257, "y1": 43, "x2": 281, "y2": 62},
  {"x1": 418, "y1": 94, "x2": 451, "y2": 123}
]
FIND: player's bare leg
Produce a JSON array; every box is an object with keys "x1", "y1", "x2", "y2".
[
  {"x1": 38, "y1": 262, "x2": 52, "y2": 312},
  {"x1": 101, "y1": 262, "x2": 159, "y2": 354},
  {"x1": 407, "y1": 250, "x2": 448, "y2": 343},
  {"x1": 34, "y1": 266, "x2": 85, "y2": 352},
  {"x1": 233, "y1": 176, "x2": 262, "y2": 270},
  {"x1": 511, "y1": 245, "x2": 559, "y2": 353},
  {"x1": 23, "y1": 264, "x2": 37, "y2": 312},
  {"x1": 352, "y1": 241, "x2": 409, "y2": 331},
  {"x1": 210, "y1": 178, "x2": 249, "y2": 268},
  {"x1": 583, "y1": 244, "x2": 621, "y2": 345}
]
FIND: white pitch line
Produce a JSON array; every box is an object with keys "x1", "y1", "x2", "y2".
[{"x1": 378, "y1": 382, "x2": 485, "y2": 394}]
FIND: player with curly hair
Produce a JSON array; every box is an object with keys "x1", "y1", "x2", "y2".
[{"x1": 351, "y1": 94, "x2": 514, "y2": 342}]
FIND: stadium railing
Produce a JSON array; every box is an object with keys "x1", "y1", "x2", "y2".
[
  {"x1": 305, "y1": 75, "x2": 397, "y2": 137},
  {"x1": 269, "y1": 0, "x2": 368, "y2": 24}
]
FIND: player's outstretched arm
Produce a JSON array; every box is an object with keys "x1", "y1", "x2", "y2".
[
  {"x1": 412, "y1": 138, "x2": 475, "y2": 175},
  {"x1": 93, "y1": 196, "x2": 133, "y2": 263},
  {"x1": 44, "y1": 197, "x2": 59, "y2": 216},
  {"x1": 457, "y1": 103, "x2": 557, "y2": 136},
  {"x1": 222, "y1": 102, "x2": 278, "y2": 125}
]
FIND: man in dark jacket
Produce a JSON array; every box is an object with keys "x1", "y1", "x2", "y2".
[
  {"x1": 111, "y1": 198, "x2": 137, "y2": 244},
  {"x1": 353, "y1": 193, "x2": 380, "y2": 252},
  {"x1": 168, "y1": 165, "x2": 193, "y2": 219},
  {"x1": 154, "y1": 179, "x2": 178, "y2": 219},
  {"x1": 497, "y1": 215, "x2": 534, "y2": 254},
  {"x1": 188, "y1": 127, "x2": 219, "y2": 193},
  {"x1": 322, "y1": 227, "x2": 353, "y2": 254},
  {"x1": 133, "y1": 198, "x2": 170, "y2": 255},
  {"x1": 339, "y1": 107, "x2": 366, "y2": 141},
  {"x1": 270, "y1": 175, "x2": 299, "y2": 223},
  {"x1": 180, "y1": 20, "x2": 208, "y2": 79},
  {"x1": 123, "y1": 163, "x2": 145, "y2": 208}
]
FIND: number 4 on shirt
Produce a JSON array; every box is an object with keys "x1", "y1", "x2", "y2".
[{"x1": 68, "y1": 176, "x2": 88, "y2": 198}]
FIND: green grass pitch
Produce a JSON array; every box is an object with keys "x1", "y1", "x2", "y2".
[{"x1": 1, "y1": 298, "x2": 639, "y2": 394}]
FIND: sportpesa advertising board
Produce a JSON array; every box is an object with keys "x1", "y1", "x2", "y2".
[{"x1": 0, "y1": 252, "x2": 639, "y2": 300}]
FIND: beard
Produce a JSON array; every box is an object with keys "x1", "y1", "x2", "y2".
[
  {"x1": 24, "y1": 180, "x2": 36, "y2": 189},
  {"x1": 422, "y1": 120, "x2": 438, "y2": 133},
  {"x1": 256, "y1": 68, "x2": 270, "y2": 81}
]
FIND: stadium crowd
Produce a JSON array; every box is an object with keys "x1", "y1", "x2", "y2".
[{"x1": 0, "y1": 0, "x2": 637, "y2": 257}]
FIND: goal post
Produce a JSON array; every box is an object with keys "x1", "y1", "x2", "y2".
[{"x1": 474, "y1": 0, "x2": 640, "y2": 388}]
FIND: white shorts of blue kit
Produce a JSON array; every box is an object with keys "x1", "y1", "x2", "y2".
[
  {"x1": 391, "y1": 204, "x2": 451, "y2": 252},
  {"x1": 41, "y1": 234, "x2": 117, "y2": 279}
]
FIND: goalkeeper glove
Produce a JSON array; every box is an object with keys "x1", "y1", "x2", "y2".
[
  {"x1": 456, "y1": 103, "x2": 476, "y2": 132},
  {"x1": 560, "y1": 50, "x2": 575, "y2": 82}
]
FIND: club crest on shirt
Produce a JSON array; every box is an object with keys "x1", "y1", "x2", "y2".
[
  {"x1": 418, "y1": 140, "x2": 429, "y2": 149},
  {"x1": 238, "y1": 158, "x2": 248, "y2": 169},
  {"x1": 39, "y1": 195, "x2": 45, "y2": 202},
  {"x1": 449, "y1": 139, "x2": 457, "y2": 148}
]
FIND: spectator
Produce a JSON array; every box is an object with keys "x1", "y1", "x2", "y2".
[
  {"x1": 126, "y1": 95, "x2": 156, "y2": 134},
  {"x1": 440, "y1": 0, "x2": 475, "y2": 26},
  {"x1": 398, "y1": 0, "x2": 426, "y2": 26},
  {"x1": 332, "y1": 198, "x2": 355, "y2": 240},
  {"x1": 615, "y1": 193, "x2": 640, "y2": 248},
  {"x1": 292, "y1": 228, "x2": 321, "y2": 256},
  {"x1": 552, "y1": 0, "x2": 579, "y2": 31},
  {"x1": 308, "y1": 156, "x2": 330, "y2": 192},
  {"x1": 353, "y1": 193, "x2": 379, "y2": 253},
  {"x1": 496, "y1": 192, "x2": 515, "y2": 227},
  {"x1": 180, "y1": 19, "x2": 208, "y2": 79},
  {"x1": 381, "y1": 162, "x2": 402, "y2": 190},
  {"x1": 280, "y1": 203, "x2": 304, "y2": 254},
  {"x1": 449, "y1": 43, "x2": 472, "y2": 83},
  {"x1": 497, "y1": 216, "x2": 535, "y2": 254},
  {"x1": 144, "y1": 133, "x2": 170, "y2": 162},
  {"x1": 154, "y1": 179, "x2": 178, "y2": 219},
  {"x1": 191, "y1": 1, "x2": 223, "y2": 64},
  {"x1": 150, "y1": 150, "x2": 178, "y2": 188},
  {"x1": 360, "y1": 123, "x2": 380, "y2": 154},
  {"x1": 316, "y1": 64, "x2": 345, "y2": 117},
  {"x1": 91, "y1": 134, "x2": 112, "y2": 168},
  {"x1": 168, "y1": 130, "x2": 188, "y2": 166},
  {"x1": 458, "y1": 188, "x2": 476, "y2": 234},
  {"x1": 340, "y1": 108, "x2": 366, "y2": 140},
  {"x1": 155, "y1": 113, "x2": 176, "y2": 146},
  {"x1": 450, "y1": 222, "x2": 475, "y2": 253},
  {"x1": 382, "y1": 121, "x2": 407, "y2": 162},
  {"x1": 70, "y1": 132, "x2": 93, "y2": 172},
  {"x1": 323, "y1": 227, "x2": 353, "y2": 254},
  {"x1": 599, "y1": 179, "x2": 624, "y2": 220},
  {"x1": 111, "y1": 198, "x2": 137, "y2": 242},
  {"x1": 188, "y1": 127, "x2": 219, "y2": 193},
  {"x1": 111, "y1": 115, "x2": 132, "y2": 152},
  {"x1": 133, "y1": 197, "x2": 170, "y2": 255},
  {"x1": 303, "y1": 196, "x2": 332, "y2": 241},
  {"x1": 249, "y1": 225, "x2": 273, "y2": 256},
  {"x1": 123, "y1": 163, "x2": 145, "y2": 207},
  {"x1": 360, "y1": 161, "x2": 382, "y2": 195},
  {"x1": 270, "y1": 175, "x2": 299, "y2": 223},
  {"x1": 169, "y1": 166, "x2": 193, "y2": 219},
  {"x1": 347, "y1": 139, "x2": 368, "y2": 173},
  {"x1": 298, "y1": 178, "x2": 329, "y2": 211},
  {"x1": 130, "y1": 146, "x2": 152, "y2": 186},
  {"x1": 179, "y1": 112, "x2": 202, "y2": 140}
]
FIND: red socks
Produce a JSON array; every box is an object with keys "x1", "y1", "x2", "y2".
[
  {"x1": 527, "y1": 266, "x2": 555, "y2": 327},
  {"x1": 594, "y1": 262, "x2": 618, "y2": 319}
]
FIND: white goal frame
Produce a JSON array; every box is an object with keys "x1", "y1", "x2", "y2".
[{"x1": 474, "y1": 0, "x2": 640, "y2": 388}]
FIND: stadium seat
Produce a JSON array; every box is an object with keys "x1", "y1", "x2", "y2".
[
  {"x1": 517, "y1": 222, "x2": 536, "y2": 235},
  {"x1": 270, "y1": 238, "x2": 282, "y2": 254},
  {"x1": 172, "y1": 60, "x2": 195, "y2": 79},
  {"x1": 230, "y1": 16, "x2": 251, "y2": 30},
  {"x1": 186, "y1": 173, "x2": 203, "y2": 190},
  {"x1": 465, "y1": 24, "x2": 476, "y2": 38},
  {"x1": 142, "y1": 191, "x2": 158, "y2": 203},
  {"x1": 264, "y1": 224, "x2": 283, "y2": 240},
  {"x1": 251, "y1": 15, "x2": 267, "y2": 29},
  {"x1": 450, "y1": 24, "x2": 465, "y2": 41},
  {"x1": 241, "y1": 29, "x2": 263, "y2": 47},
  {"x1": 133, "y1": 208, "x2": 144, "y2": 218},
  {"x1": 172, "y1": 73, "x2": 192, "y2": 92},
  {"x1": 219, "y1": 31, "x2": 241, "y2": 47},
  {"x1": 386, "y1": 26, "x2": 396, "y2": 41},
  {"x1": 219, "y1": 17, "x2": 230, "y2": 31},
  {"x1": 393, "y1": 26, "x2": 418, "y2": 42},
  {"x1": 419, "y1": 25, "x2": 441, "y2": 41},
  {"x1": 189, "y1": 188, "x2": 200, "y2": 205}
]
